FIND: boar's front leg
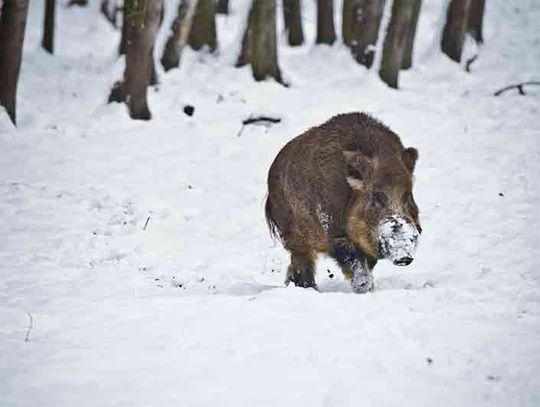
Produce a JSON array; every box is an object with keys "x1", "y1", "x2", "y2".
[
  {"x1": 285, "y1": 251, "x2": 317, "y2": 289},
  {"x1": 331, "y1": 238, "x2": 376, "y2": 294}
]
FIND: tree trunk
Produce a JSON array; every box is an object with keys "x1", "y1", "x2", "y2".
[
  {"x1": 316, "y1": 0, "x2": 336, "y2": 44},
  {"x1": 401, "y1": 0, "x2": 421, "y2": 69},
  {"x1": 188, "y1": 0, "x2": 216, "y2": 51},
  {"x1": 149, "y1": 46, "x2": 158, "y2": 86},
  {"x1": 379, "y1": 0, "x2": 415, "y2": 88},
  {"x1": 441, "y1": 0, "x2": 472, "y2": 63},
  {"x1": 109, "y1": 0, "x2": 163, "y2": 120},
  {"x1": 352, "y1": 0, "x2": 385, "y2": 67},
  {"x1": 283, "y1": 0, "x2": 304, "y2": 46},
  {"x1": 120, "y1": 1, "x2": 161, "y2": 84},
  {"x1": 119, "y1": 2, "x2": 130, "y2": 55},
  {"x1": 236, "y1": 0, "x2": 283, "y2": 84},
  {"x1": 342, "y1": 0, "x2": 357, "y2": 47},
  {"x1": 161, "y1": 0, "x2": 198, "y2": 71},
  {"x1": 250, "y1": 0, "x2": 282, "y2": 82},
  {"x1": 42, "y1": 0, "x2": 55, "y2": 54},
  {"x1": 468, "y1": 0, "x2": 484, "y2": 44},
  {"x1": 0, "y1": 0, "x2": 29, "y2": 125},
  {"x1": 236, "y1": 4, "x2": 253, "y2": 68},
  {"x1": 216, "y1": 0, "x2": 229, "y2": 14}
]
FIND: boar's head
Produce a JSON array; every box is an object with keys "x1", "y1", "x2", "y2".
[{"x1": 344, "y1": 147, "x2": 421, "y2": 266}]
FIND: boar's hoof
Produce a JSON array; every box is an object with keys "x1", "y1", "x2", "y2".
[{"x1": 285, "y1": 271, "x2": 318, "y2": 290}]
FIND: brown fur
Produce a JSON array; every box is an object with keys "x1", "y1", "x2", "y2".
[{"x1": 266, "y1": 112, "x2": 421, "y2": 287}]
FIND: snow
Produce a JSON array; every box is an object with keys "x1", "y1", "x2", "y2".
[
  {"x1": 1, "y1": 0, "x2": 539, "y2": 406},
  {"x1": 378, "y1": 215, "x2": 419, "y2": 265}
]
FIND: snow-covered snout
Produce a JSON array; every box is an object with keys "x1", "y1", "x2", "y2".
[{"x1": 378, "y1": 215, "x2": 419, "y2": 266}]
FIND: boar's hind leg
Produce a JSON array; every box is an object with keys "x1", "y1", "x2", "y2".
[
  {"x1": 331, "y1": 239, "x2": 376, "y2": 294},
  {"x1": 286, "y1": 251, "x2": 317, "y2": 289}
]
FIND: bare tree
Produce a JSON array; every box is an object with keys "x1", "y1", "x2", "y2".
[
  {"x1": 316, "y1": 0, "x2": 336, "y2": 44},
  {"x1": 379, "y1": 0, "x2": 415, "y2": 88},
  {"x1": 236, "y1": 0, "x2": 283, "y2": 84},
  {"x1": 283, "y1": 0, "x2": 304, "y2": 46},
  {"x1": 441, "y1": 0, "x2": 472, "y2": 63},
  {"x1": 109, "y1": 0, "x2": 163, "y2": 120},
  {"x1": 352, "y1": 0, "x2": 385, "y2": 67},
  {"x1": 468, "y1": 0, "x2": 485, "y2": 44},
  {"x1": 216, "y1": 0, "x2": 229, "y2": 14},
  {"x1": 119, "y1": 1, "x2": 161, "y2": 85},
  {"x1": 0, "y1": 0, "x2": 29, "y2": 125},
  {"x1": 401, "y1": 0, "x2": 422, "y2": 69},
  {"x1": 342, "y1": 0, "x2": 357, "y2": 47},
  {"x1": 161, "y1": 0, "x2": 198, "y2": 71},
  {"x1": 188, "y1": 0, "x2": 217, "y2": 51},
  {"x1": 42, "y1": 0, "x2": 56, "y2": 54}
]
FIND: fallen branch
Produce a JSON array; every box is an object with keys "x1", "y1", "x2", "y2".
[
  {"x1": 242, "y1": 116, "x2": 282, "y2": 125},
  {"x1": 143, "y1": 216, "x2": 151, "y2": 231},
  {"x1": 236, "y1": 116, "x2": 282, "y2": 137},
  {"x1": 494, "y1": 81, "x2": 540, "y2": 96}
]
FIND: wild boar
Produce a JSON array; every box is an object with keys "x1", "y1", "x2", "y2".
[{"x1": 265, "y1": 112, "x2": 421, "y2": 293}]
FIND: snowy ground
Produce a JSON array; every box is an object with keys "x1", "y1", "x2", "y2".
[{"x1": 1, "y1": 0, "x2": 539, "y2": 406}]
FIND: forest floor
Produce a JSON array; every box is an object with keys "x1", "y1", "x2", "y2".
[{"x1": 1, "y1": 0, "x2": 539, "y2": 406}]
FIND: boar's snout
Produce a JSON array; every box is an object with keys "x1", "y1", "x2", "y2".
[
  {"x1": 393, "y1": 256, "x2": 413, "y2": 266},
  {"x1": 378, "y1": 215, "x2": 419, "y2": 266}
]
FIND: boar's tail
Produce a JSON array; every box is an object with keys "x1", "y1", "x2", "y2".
[{"x1": 265, "y1": 195, "x2": 282, "y2": 243}]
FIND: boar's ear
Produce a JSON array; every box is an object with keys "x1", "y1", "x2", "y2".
[
  {"x1": 402, "y1": 147, "x2": 418, "y2": 173},
  {"x1": 343, "y1": 151, "x2": 373, "y2": 190}
]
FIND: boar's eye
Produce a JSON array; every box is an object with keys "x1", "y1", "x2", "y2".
[{"x1": 371, "y1": 192, "x2": 388, "y2": 210}]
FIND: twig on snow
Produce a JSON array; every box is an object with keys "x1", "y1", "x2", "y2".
[
  {"x1": 494, "y1": 81, "x2": 540, "y2": 96},
  {"x1": 25, "y1": 313, "x2": 33, "y2": 342},
  {"x1": 237, "y1": 115, "x2": 282, "y2": 137},
  {"x1": 465, "y1": 54, "x2": 478, "y2": 73},
  {"x1": 143, "y1": 216, "x2": 151, "y2": 231},
  {"x1": 242, "y1": 116, "x2": 282, "y2": 125}
]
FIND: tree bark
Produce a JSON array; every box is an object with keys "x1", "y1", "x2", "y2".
[
  {"x1": 283, "y1": 0, "x2": 304, "y2": 46},
  {"x1": 352, "y1": 0, "x2": 385, "y2": 67},
  {"x1": 149, "y1": 46, "x2": 158, "y2": 86},
  {"x1": 236, "y1": 0, "x2": 283, "y2": 84},
  {"x1": 441, "y1": 0, "x2": 472, "y2": 63},
  {"x1": 342, "y1": 0, "x2": 358, "y2": 47},
  {"x1": 161, "y1": 0, "x2": 198, "y2": 71},
  {"x1": 401, "y1": 0, "x2": 421, "y2": 69},
  {"x1": 0, "y1": 0, "x2": 29, "y2": 125},
  {"x1": 467, "y1": 0, "x2": 484, "y2": 44},
  {"x1": 236, "y1": 5, "x2": 253, "y2": 68},
  {"x1": 379, "y1": 0, "x2": 415, "y2": 88},
  {"x1": 109, "y1": 0, "x2": 163, "y2": 120},
  {"x1": 42, "y1": 0, "x2": 55, "y2": 54},
  {"x1": 316, "y1": 0, "x2": 336, "y2": 44},
  {"x1": 119, "y1": 2, "x2": 130, "y2": 55},
  {"x1": 188, "y1": 0, "x2": 216, "y2": 51},
  {"x1": 120, "y1": 1, "x2": 161, "y2": 84},
  {"x1": 216, "y1": 0, "x2": 229, "y2": 14}
]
